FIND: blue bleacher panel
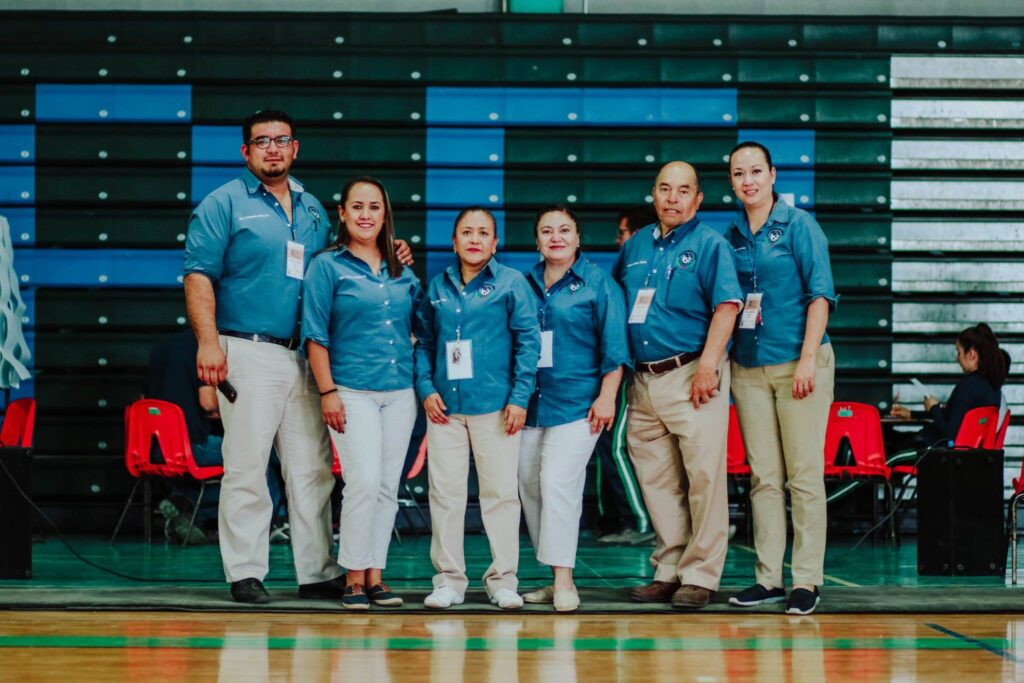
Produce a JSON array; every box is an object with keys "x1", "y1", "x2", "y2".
[
  {"x1": 426, "y1": 128, "x2": 504, "y2": 166},
  {"x1": 14, "y1": 249, "x2": 184, "y2": 287},
  {"x1": 426, "y1": 209, "x2": 506, "y2": 249},
  {"x1": 190, "y1": 166, "x2": 240, "y2": 203},
  {"x1": 737, "y1": 129, "x2": 815, "y2": 168},
  {"x1": 0, "y1": 167, "x2": 34, "y2": 204},
  {"x1": 774, "y1": 170, "x2": 815, "y2": 209},
  {"x1": 3, "y1": 207, "x2": 36, "y2": 244},
  {"x1": 427, "y1": 87, "x2": 738, "y2": 127},
  {"x1": 425, "y1": 169, "x2": 504, "y2": 209},
  {"x1": 191, "y1": 125, "x2": 240, "y2": 164},
  {"x1": 35, "y1": 85, "x2": 191, "y2": 123},
  {"x1": 0, "y1": 378, "x2": 34, "y2": 409},
  {"x1": 0, "y1": 125, "x2": 34, "y2": 162}
]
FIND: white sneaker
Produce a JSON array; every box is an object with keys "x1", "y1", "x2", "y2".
[
  {"x1": 489, "y1": 588, "x2": 524, "y2": 610},
  {"x1": 424, "y1": 586, "x2": 463, "y2": 609},
  {"x1": 522, "y1": 586, "x2": 555, "y2": 604},
  {"x1": 553, "y1": 588, "x2": 580, "y2": 613}
]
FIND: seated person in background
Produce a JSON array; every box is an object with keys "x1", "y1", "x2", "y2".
[
  {"x1": 1000, "y1": 349, "x2": 1012, "y2": 429},
  {"x1": 891, "y1": 323, "x2": 1008, "y2": 446},
  {"x1": 144, "y1": 330, "x2": 288, "y2": 544}
]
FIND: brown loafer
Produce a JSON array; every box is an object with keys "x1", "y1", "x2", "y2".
[
  {"x1": 672, "y1": 584, "x2": 714, "y2": 610},
  {"x1": 628, "y1": 580, "x2": 681, "y2": 603}
]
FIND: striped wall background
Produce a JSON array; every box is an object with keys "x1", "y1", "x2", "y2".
[{"x1": 0, "y1": 12, "x2": 1021, "y2": 528}]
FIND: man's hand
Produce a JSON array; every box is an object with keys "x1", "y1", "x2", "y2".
[
  {"x1": 587, "y1": 394, "x2": 616, "y2": 434},
  {"x1": 424, "y1": 393, "x2": 449, "y2": 425},
  {"x1": 504, "y1": 404, "x2": 527, "y2": 435},
  {"x1": 321, "y1": 392, "x2": 346, "y2": 433},
  {"x1": 196, "y1": 342, "x2": 227, "y2": 386},
  {"x1": 792, "y1": 356, "x2": 816, "y2": 400},
  {"x1": 689, "y1": 363, "x2": 720, "y2": 410},
  {"x1": 395, "y1": 239, "x2": 415, "y2": 266},
  {"x1": 923, "y1": 395, "x2": 939, "y2": 412}
]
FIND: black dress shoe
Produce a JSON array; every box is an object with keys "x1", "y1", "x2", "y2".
[
  {"x1": 231, "y1": 578, "x2": 270, "y2": 604},
  {"x1": 298, "y1": 575, "x2": 346, "y2": 600}
]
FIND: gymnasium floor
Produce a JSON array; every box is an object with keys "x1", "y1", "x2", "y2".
[{"x1": 2, "y1": 534, "x2": 1023, "y2": 681}]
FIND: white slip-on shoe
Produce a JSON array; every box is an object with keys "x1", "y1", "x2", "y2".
[
  {"x1": 489, "y1": 588, "x2": 524, "y2": 610},
  {"x1": 553, "y1": 589, "x2": 580, "y2": 613},
  {"x1": 424, "y1": 585, "x2": 464, "y2": 609},
  {"x1": 522, "y1": 586, "x2": 555, "y2": 604}
]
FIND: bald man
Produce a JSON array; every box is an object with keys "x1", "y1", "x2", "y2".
[{"x1": 615, "y1": 162, "x2": 742, "y2": 609}]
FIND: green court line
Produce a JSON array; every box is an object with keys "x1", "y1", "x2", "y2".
[
  {"x1": 0, "y1": 635, "x2": 1010, "y2": 652},
  {"x1": 731, "y1": 543, "x2": 862, "y2": 588},
  {"x1": 926, "y1": 623, "x2": 1024, "y2": 664}
]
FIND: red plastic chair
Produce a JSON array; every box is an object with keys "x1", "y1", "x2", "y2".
[
  {"x1": 111, "y1": 399, "x2": 223, "y2": 544},
  {"x1": 891, "y1": 406, "x2": 1001, "y2": 477},
  {"x1": 726, "y1": 405, "x2": 751, "y2": 477},
  {"x1": 0, "y1": 397, "x2": 36, "y2": 449},
  {"x1": 330, "y1": 439, "x2": 342, "y2": 477},
  {"x1": 994, "y1": 410, "x2": 1011, "y2": 450},
  {"x1": 824, "y1": 402, "x2": 895, "y2": 542}
]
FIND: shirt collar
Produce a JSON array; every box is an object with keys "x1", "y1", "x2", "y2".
[
  {"x1": 527, "y1": 253, "x2": 590, "y2": 291},
  {"x1": 728, "y1": 193, "x2": 793, "y2": 239},
  {"x1": 445, "y1": 255, "x2": 499, "y2": 289},
  {"x1": 241, "y1": 168, "x2": 305, "y2": 197},
  {"x1": 652, "y1": 216, "x2": 700, "y2": 241},
  {"x1": 335, "y1": 244, "x2": 392, "y2": 277}
]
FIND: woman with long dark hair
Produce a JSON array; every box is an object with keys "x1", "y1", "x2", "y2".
[{"x1": 302, "y1": 176, "x2": 422, "y2": 610}]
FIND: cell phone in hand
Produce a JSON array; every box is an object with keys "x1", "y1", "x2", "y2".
[{"x1": 217, "y1": 380, "x2": 238, "y2": 403}]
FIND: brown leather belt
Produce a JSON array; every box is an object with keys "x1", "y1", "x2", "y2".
[
  {"x1": 636, "y1": 350, "x2": 703, "y2": 375},
  {"x1": 221, "y1": 329, "x2": 300, "y2": 350}
]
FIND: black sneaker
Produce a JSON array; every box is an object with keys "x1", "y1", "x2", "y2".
[
  {"x1": 298, "y1": 575, "x2": 346, "y2": 600},
  {"x1": 367, "y1": 583, "x2": 403, "y2": 607},
  {"x1": 786, "y1": 587, "x2": 820, "y2": 615},
  {"x1": 729, "y1": 584, "x2": 787, "y2": 607},
  {"x1": 231, "y1": 578, "x2": 270, "y2": 604},
  {"x1": 342, "y1": 584, "x2": 370, "y2": 611}
]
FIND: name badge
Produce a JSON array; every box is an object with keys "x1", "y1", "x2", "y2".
[
  {"x1": 739, "y1": 292, "x2": 763, "y2": 330},
  {"x1": 538, "y1": 330, "x2": 554, "y2": 368},
  {"x1": 629, "y1": 288, "x2": 656, "y2": 324},
  {"x1": 446, "y1": 340, "x2": 474, "y2": 380},
  {"x1": 286, "y1": 241, "x2": 305, "y2": 280}
]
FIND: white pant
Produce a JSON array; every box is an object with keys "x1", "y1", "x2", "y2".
[
  {"x1": 330, "y1": 386, "x2": 417, "y2": 570},
  {"x1": 217, "y1": 335, "x2": 339, "y2": 585},
  {"x1": 519, "y1": 419, "x2": 600, "y2": 568}
]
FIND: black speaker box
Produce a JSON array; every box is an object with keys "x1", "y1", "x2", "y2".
[
  {"x1": 0, "y1": 447, "x2": 32, "y2": 579},
  {"x1": 917, "y1": 447, "x2": 1006, "y2": 576}
]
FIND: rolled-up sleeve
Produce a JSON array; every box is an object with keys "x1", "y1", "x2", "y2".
[
  {"x1": 506, "y1": 276, "x2": 541, "y2": 409},
  {"x1": 412, "y1": 286, "x2": 439, "y2": 402},
  {"x1": 596, "y1": 277, "x2": 631, "y2": 374},
  {"x1": 299, "y1": 256, "x2": 334, "y2": 351},
  {"x1": 793, "y1": 217, "x2": 838, "y2": 311},
  {"x1": 701, "y1": 238, "x2": 744, "y2": 309},
  {"x1": 183, "y1": 195, "x2": 231, "y2": 282}
]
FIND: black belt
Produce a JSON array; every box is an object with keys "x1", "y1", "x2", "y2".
[
  {"x1": 221, "y1": 329, "x2": 300, "y2": 350},
  {"x1": 636, "y1": 350, "x2": 703, "y2": 375}
]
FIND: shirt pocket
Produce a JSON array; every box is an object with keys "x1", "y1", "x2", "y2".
[{"x1": 663, "y1": 266, "x2": 702, "y2": 314}]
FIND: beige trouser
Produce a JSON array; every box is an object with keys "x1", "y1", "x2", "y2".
[
  {"x1": 217, "y1": 335, "x2": 340, "y2": 585},
  {"x1": 427, "y1": 411, "x2": 521, "y2": 597},
  {"x1": 731, "y1": 343, "x2": 835, "y2": 588},
  {"x1": 627, "y1": 356, "x2": 731, "y2": 591}
]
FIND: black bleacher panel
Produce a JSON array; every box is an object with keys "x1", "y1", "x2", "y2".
[
  {"x1": 802, "y1": 24, "x2": 877, "y2": 50},
  {"x1": 32, "y1": 456, "x2": 131, "y2": 502},
  {"x1": 35, "y1": 416, "x2": 124, "y2": 454},
  {"x1": 816, "y1": 173, "x2": 890, "y2": 208},
  {"x1": 829, "y1": 296, "x2": 892, "y2": 333},
  {"x1": 34, "y1": 332, "x2": 163, "y2": 370},
  {"x1": 34, "y1": 290, "x2": 185, "y2": 330},
  {"x1": 0, "y1": 85, "x2": 35, "y2": 122},
  {"x1": 738, "y1": 92, "x2": 890, "y2": 126},
  {"x1": 191, "y1": 85, "x2": 425, "y2": 125},
  {"x1": 35, "y1": 167, "x2": 190, "y2": 205},
  {"x1": 35, "y1": 373, "x2": 144, "y2": 413},
  {"x1": 34, "y1": 208, "x2": 188, "y2": 247},
  {"x1": 505, "y1": 129, "x2": 736, "y2": 167},
  {"x1": 877, "y1": 24, "x2": 952, "y2": 50},
  {"x1": 35, "y1": 125, "x2": 191, "y2": 164},
  {"x1": 834, "y1": 379, "x2": 894, "y2": 411},
  {"x1": 816, "y1": 132, "x2": 892, "y2": 168},
  {"x1": 504, "y1": 170, "x2": 732, "y2": 208},
  {"x1": 831, "y1": 254, "x2": 893, "y2": 293},
  {"x1": 830, "y1": 337, "x2": 892, "y2": 373},
  {"x1": 294, "y1": 128, "x2": 425, "y2": 165},
  {"x1": 818, "y1": 215, "x2": 891, "y2": 250}
]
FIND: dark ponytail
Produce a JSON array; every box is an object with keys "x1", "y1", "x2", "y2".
[{"x1": 957, "y1": 322, "x2": 1008, "y2": 389}]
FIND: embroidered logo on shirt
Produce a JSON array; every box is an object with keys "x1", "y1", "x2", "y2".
[
  {"x1": 678, "y1": 250, "x2": 697, "y2": 268},
  {"x1": 431, "y1": 297, "x2": 449, "y2": 306},
  {"x1": 569, "y1": 281, "x2": 583, "y2": 292},
  {"x1": 768, "y1": 228, "x2": 784, "y2": 244},
  {"x1": 308, "y1": 207, "x2": 322, "y2": 223},
  {"x1": 339, "y1": 274, "x2": 366, "y2": 280},
  {"x1": 237, "y1": 213, "x2": 271, "y2": 221},
  {"x1": 625, "y1": 260, "x2": 648, "y2": 269},
  {"x1": 478, "y1": 284, "x2": 495, "y2": 297}
]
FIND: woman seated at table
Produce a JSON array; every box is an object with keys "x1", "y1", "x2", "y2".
[{"x1": 891, "y1": 323, "x2": 1008, "y2": 446}]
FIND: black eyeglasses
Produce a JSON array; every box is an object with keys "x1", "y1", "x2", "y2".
[{"x1": 248, "y1": 135, "x2": 294, "y2": 149}]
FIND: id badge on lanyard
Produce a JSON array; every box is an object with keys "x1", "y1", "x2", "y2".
[
  {"x1": 538, "y1": 330, "x2": 554, "y2": 368},
  {"x1": 739, "y1": 292, "x2": 763, "y2": 330},
  {"x1": 446, "y1": 340, "x2": 474, "y2": 380},
  {"x1": 629, "y1": 288, "x2": 656, "y2": 324},
  {"x1": 286, "y1": 241, "x2": 305, "y2": 280}
]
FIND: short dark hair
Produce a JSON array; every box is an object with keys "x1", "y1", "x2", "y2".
[
  {"x1": 619, "y1": 205, "x2": 658, "y2": 233},
  {"x1": 957, "y1": 322, "x2": 1008, "y2": 389},
  {"x1": 729, "y1": 141, "x2": 774, "y2": 169},
  {"x1": 451, "y1": 206, "x2": 497, "y2": 238},
  {"x1": 242, "y1": 109, "x2": 295, "y2": 144},
  {"x1": 533, "y1": 204, "x2": 581, "y2": 239}
]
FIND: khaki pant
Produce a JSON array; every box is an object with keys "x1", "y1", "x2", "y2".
[
  {"x1": 627, "y1": 356, "x2": 731, "y2": 590},
  {"x1": 427, "y1": 411, "x2": 521, "y2": 597},
  {"x1": 217, "y1": 335, "x2": 339, "y2": 585},
  {"x1": 731, "y1": 343, "x2": 835, "y2": 588}
]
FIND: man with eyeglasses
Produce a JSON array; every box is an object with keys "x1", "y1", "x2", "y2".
[{"x1": 183, "y1": 109, "x2": 342, "y2": 604}]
